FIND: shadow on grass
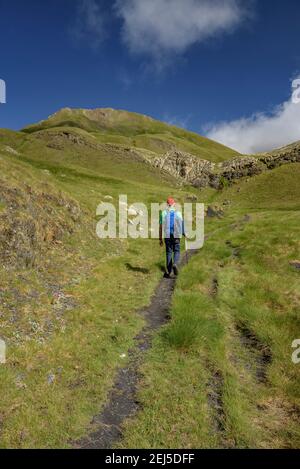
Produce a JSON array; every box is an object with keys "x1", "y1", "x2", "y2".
[{"x1": 125, "y1": 263, "x2": 150, "y2": 274}]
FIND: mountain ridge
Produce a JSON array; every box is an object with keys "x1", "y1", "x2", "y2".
[
  {"x1": 21, "y1": 107, "x2": 240, "y2": 163},
  {"x1": 0, "y1": 108, "x2": 300, "y2": 448}
]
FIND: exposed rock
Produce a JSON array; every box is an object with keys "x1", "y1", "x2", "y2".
[
  {"x1": 47, "y1": 373, "x2": 56, "y2": 385},
  {"x1": 185, "y1": 194, "x2": 198, "y2": 202},
  {"x1": 218, "y1": 156, "x2": 265, "y2": 181},
  {"x1": 289, "y1": 260, "x2": 300, "y2": 270},
  {"x1": 32, "y1": 127, "x2": 300, "y2": 190},
  {"x1": 206, "y1": 205, "x2": 224, "y2": 218},
  {"x1": 141, "y1": 143, "x2": 300, "y2": 189},
  {"x1": 4, "y1": 146, "x2": 20, "y2": 156},
  {"x1": 0, "y1": 179, "x2": 81, "y2": 268},
  {"x1": 143, "y1": 150, "x2": 215, "y2": 188},
  {"x1": 15, "y1": 373, "x2": 27, "y2": 389}
]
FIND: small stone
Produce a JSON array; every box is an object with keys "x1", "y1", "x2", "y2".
[
  {"x1": 289, "y1": 260, "x2": 300, "y2": 270},
  {"x1": 47, "y1": 373, "x2": 56, "y2": 385},
  {"x1": 207, "y1": 205, "x2": 224, "y2": 218},
  {"x1": 15, "y1": 374, "x2": 27, "y2": 389}
]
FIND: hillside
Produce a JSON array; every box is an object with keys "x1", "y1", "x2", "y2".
[
  {"x1": 119, "y1": 162, "x2": 300, "y2": 449},
  {"x1": 22, "y1": 107, "x2": 239, "y2": 162},
  {"x1": 0, "y1": 122, "x2": 199, "y2": 448},
  {"x1": 0, "y1": 111, "x2": 299, "y2": 449}
]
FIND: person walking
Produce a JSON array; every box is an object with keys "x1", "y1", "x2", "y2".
[{"x1": 159, "y1": 197, "x2": 185, "y2": 278}]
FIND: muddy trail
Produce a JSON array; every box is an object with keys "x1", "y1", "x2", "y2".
[
  {"x1": 235, "y1": 323, "x2": 272, "y2": 384},
  {"x1": 76, "y1": 250, "x2": 196, "y2": 449}
]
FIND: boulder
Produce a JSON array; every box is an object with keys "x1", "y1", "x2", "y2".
[{"x1": 206, "y1": 205, "x2": 224, "y2": 218}]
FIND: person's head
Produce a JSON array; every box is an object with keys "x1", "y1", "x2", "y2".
[{"x1": 167, "y1": 197, "x2": 175, "y2": 207}]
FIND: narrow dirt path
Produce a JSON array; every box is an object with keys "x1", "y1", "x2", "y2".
[
  {"x1": 75, "y1": 225, "x2": 246, "y2": 449},
  {"x1": 75, "y1": 251, "x2": 196, "y2": 449}
]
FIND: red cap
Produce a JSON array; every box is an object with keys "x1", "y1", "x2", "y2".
[{"x1": 167, "y1": 197, "x2": 175, "y2": 206}]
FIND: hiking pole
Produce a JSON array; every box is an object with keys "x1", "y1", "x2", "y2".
[{"x1": 184, "y1": 237, "x2": 188, "y2": 264}]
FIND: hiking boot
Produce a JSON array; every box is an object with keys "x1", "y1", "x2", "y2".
[
  {"x1": 173, "y1": 264, "x2": 179, "y2": 276},
  {"x1": 164, "y1": 272, "x2": 171, "y2": 279}
]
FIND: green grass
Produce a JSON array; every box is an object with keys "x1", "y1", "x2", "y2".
[
  {"x1": 1, "y1": 120, "x2": 299, "y2": 449},
  {"x1": 119, "y1": 165, "x2": 300, "y2": 449},
  {"x1": 0, "y1": 131, "x2": 197, "y2": 448},
  {"x1": 22, "y1": 107, "x2": 239, "y2": 162},
  {"x1": 214, "y1": 163, "x2": 300, "y2": 211}
]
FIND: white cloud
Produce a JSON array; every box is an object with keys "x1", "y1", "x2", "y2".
[
  {"x1": 206, "y1": 79, "x2": 300, "y2": 154},
  {"x1": 71, "y1": 1, "x2": 251, "y2": 64},
  {"x1": 115, "y1": 0, "x2": 250, "y2": 62},
  {"x1": 71, "y1": 0, "x2": 105, "y2": 47}
]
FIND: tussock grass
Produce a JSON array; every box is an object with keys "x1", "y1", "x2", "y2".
[
  {"x1": 119, "y1": 165, "x2": 300, "y2": 449},
  {"x1": 0, "y1": 131, "x2": 198, "y2": 448},
  {"x1": 1, "y1": 123, "x2": 299, "y2": 448}
]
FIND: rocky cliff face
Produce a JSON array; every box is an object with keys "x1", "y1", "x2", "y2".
[
  {"x1": 141, "y1": 142, "x2": 300, "y2": 189},
  {"x1": 30, "y1": 128, "x2": 300, "y2": 190}
]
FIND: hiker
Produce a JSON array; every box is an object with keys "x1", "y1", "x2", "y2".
[{"x1": 159, "y1": 197, "x2": 185, "y2": 278}]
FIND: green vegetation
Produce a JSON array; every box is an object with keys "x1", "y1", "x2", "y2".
[
  {"x1": 22, "y1": 108, "x2": 239, "y2": 162},
  {"x1": 0, "y1": 111, "x2": 299, "y2": 449},
  {"x1": 0, "y1": 128, "x2": 197, "y2": 448},
  {"x1": 119, "y1": 164, "x2": 300, "y2": 449}
]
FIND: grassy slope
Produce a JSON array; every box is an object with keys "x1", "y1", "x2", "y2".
[
  {"x1": 0, "y1": 129, "x2": 199, "y2": 448},
  {"x1": 119, "y1": 164, "x2": 300, "y2": 449},
  {"x1": 1, "y1": 119, "x2": 299, "y2": 449},
  {"x1": 22, "y1": 108, "x2": 239, "y2": 162}
]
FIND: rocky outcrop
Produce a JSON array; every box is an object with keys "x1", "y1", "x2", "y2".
[
  {"x1": 34, "y1": 128, "x2": 300, "y2": 190},
  {"x1": 143, "y1": 150, "x2": 215, "y2": 187},
  {"x1": 0, "y1": 179, "x2": 81, "y2": 268},
  {"x1": 142, "y1": 143, "x2": 300, "y2": 189}
]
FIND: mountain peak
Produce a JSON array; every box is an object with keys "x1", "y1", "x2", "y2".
[{"x1": 22, "y1": 107, "x2": 240, "y2": 163}]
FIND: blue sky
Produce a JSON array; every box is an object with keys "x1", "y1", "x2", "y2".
[{"x1": 0, "y1": 0, "x2": 300, "y2": 152}]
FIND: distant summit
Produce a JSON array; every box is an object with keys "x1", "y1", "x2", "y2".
[{"x1": 22, "y1": 107, "x2": 240, "y2": 163}]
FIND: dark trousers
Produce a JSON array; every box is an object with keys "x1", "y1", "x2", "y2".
[{"x1": 165, "y1": 236, "x2": 180, "y2": 274}]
